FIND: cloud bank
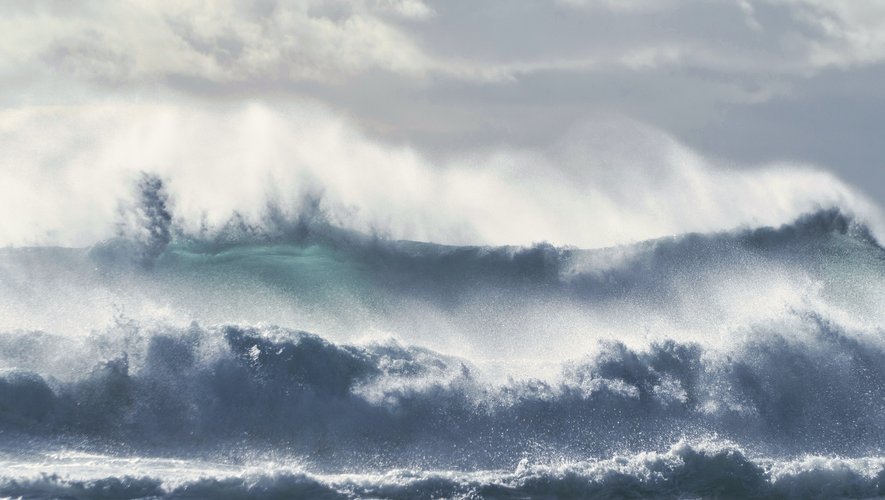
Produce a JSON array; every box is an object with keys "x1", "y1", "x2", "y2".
[{"x1": 7, "y1": 1, "x2": 885, "y2": 86}]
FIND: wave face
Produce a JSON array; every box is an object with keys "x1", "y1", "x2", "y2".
[{"x1": 0, "y1": 207, "x2": 883, "y2": 497}]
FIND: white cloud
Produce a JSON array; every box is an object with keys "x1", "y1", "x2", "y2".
[
  {"x1": 0, "y1": 0, "x2": 439, "y2": 85},
  {"x1": 787, "y1": 0, "x2": 885, "y2": 68},
  {"x1": 6, "y1": 0, "x2": 885, "y2": 89}
]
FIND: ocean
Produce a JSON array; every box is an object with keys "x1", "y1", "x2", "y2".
[{"x1": 0, "y1": 195, "x2": 882, "y2": 498}]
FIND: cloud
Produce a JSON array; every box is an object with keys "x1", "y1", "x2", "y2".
[
  {"x1": 6, "y1": 0, "x2": 885, "y2": 88},
  {"x1": 787, "y1": 1, "x2": 885, "y2": 67},
  {"x1": 0, "y1": 1, "x2": 440, "y2": 85},
  {"x1": 1, "y1": 1, "x2": 883, "y2": 209}
]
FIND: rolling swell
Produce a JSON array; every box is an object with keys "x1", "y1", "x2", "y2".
[
  {"x1": 158, "y1": 207, "x2": 880, "y2": 296},
  {"x1": 3, "y1": 208, "x2": 879, "y2": 363},
  {"x1": 4, "y1": 208, "x2": 881, "y2": 327},
  {"x1": 141, "y1": 207, "x2": 885, "y2": 323}
]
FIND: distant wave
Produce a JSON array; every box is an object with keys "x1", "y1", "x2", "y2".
[
  {"x1": 106, "y1": 206, "x2": 882, "y2": 293},
  {"x1": 42, "y1": 206, "x2": 885, "y2": 309},
  {"x1": 3, "y1": 207, "x2": 881, "y2": 341}
]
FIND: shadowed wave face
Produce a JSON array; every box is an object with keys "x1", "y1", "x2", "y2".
[{"x1": 0, "y1": 205, "x2": 883, "y2": 498}]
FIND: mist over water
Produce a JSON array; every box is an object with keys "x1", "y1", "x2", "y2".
[{"x1": 1, "y1": 102, "x2": 880, "y2": 249}]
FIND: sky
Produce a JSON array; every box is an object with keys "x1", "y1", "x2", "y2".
[{"x1": 1, "y1": 0, "x2": 883, "y2": 247}]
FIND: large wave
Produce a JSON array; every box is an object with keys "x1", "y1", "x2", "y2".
[{"x1": 0, "y1": 200, "x2": 883, "y2": 497}]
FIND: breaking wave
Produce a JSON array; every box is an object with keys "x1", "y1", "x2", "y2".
[
  {"x1": 0, "y1": 444, "x2": 883, "y2": 499},
  {"x1": 0, "y1": 312, "x2": 883, "y2": 466}
]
